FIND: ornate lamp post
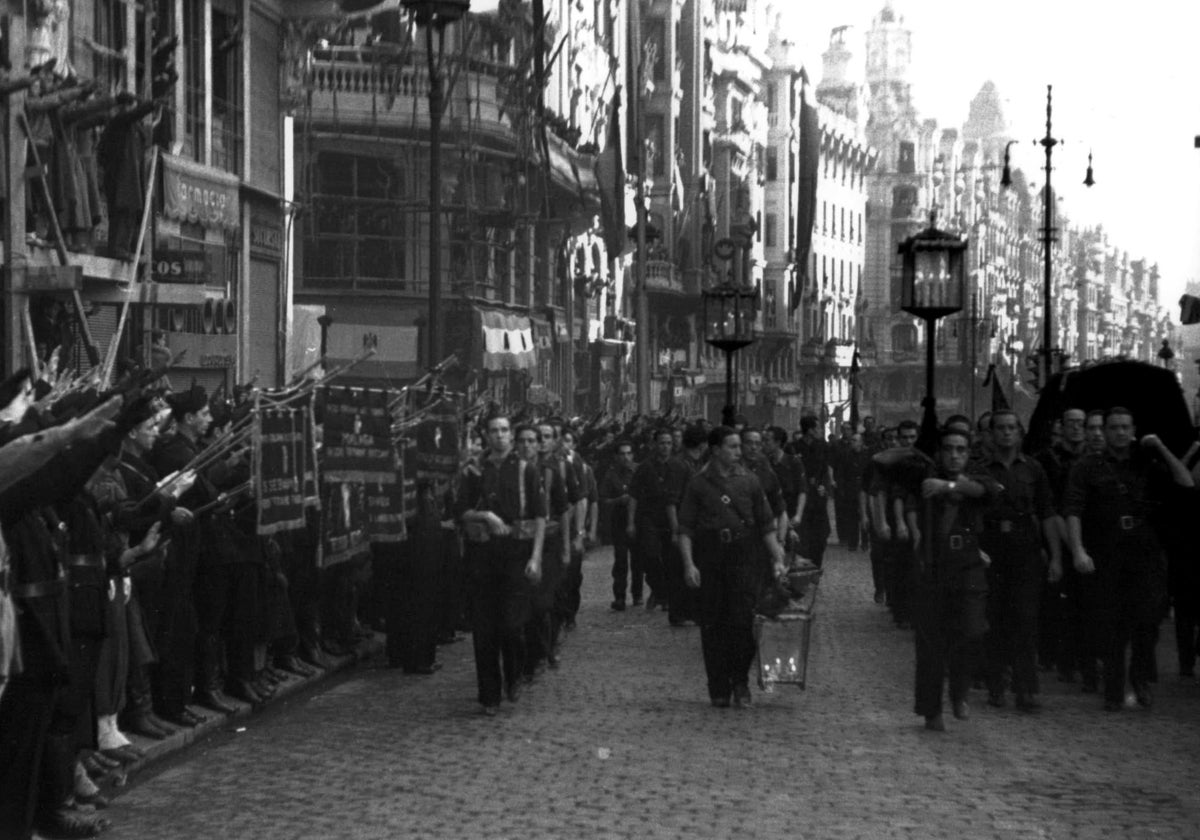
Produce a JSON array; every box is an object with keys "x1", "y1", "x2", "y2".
[
  {"x1": 703, "y1": 237, "x2": 758, "y2": 427},
  {"x1": 1001, "y1": 84, "x2": 1094, "y2": 389},
  {"x1": 898, "y1": 212, "x2": 967, "y2": 447},
  {"x1": 400, "y1": 0, "x2": 471, "y2": 369}
]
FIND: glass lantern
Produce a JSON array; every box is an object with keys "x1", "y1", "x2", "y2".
[{"x1": 898, "y1": 219, "x2": 967, "y2": 320}]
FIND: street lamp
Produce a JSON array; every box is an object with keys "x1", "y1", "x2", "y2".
[
  {"x1": 1000, "y1": 84, "x2": 1093, "y2": 389},
  {"x1": 703, "y1": 237, "x2": 758, "y2": 427},
  {"x1": 401, "y1": 0, "x2": 471, "y2": 369},
  {"x1": 898, "y1": 211, "x2": 967, "y2": 448}
]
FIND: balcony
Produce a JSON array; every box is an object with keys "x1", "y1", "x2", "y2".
[
  {"x1": 301, "y1": 46, "x2": 515, "y2": 145},
  {"x1": 644, "y1": 259, "x2": 698, "y2": 298}
]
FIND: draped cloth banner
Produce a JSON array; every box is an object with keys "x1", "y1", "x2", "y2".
[
  {"x1": 254, "y1": 399, "x2": 306, "y2": 535},
  {"x1": 366, "y1": 443, "x2": 407, "y2": 544},
  {"x1": 320, "y1": 387, "x2": 397, "y2": 484},
  {"x1": 320, "y1": 481, "x2": 370, "y2": 568}
]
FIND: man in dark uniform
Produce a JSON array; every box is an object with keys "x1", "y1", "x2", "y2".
[
  {"x1": 663, "y1": 424, "x2": 710, "y2": 625},
  {"x1": 833, "y1": 431, "x2": 869, "y2": 551},
  {"x1": 529, "y1": 421, "x2": 570, "y2": 675},
  {"x1": 880, "y1": 421, "x2": 920, "y2": 627},
  {"x1": 763, "y1": 426, "x2": 806, "y2": 535},
  {"x1": 978, "y1": 409, "x2": 1060, "y2": 712},
  {"x1": 896, "y1": 428, "x2": 998, "y2": 732},
  {"x1": 741, "y1": 428, "x2": 788, "y2": 544},
  {"x1": 1035, "y1": 407, "x2": 1093, "y2": 688},
  {"x1": 0, "y1": 376, "x2": 130, "y2": 840},
  {"x1": 1064, "y1": 406, "x2": 1194, "y2": 711},
  {"x1": 457, "y1": 414, "x2": 546, "y2": 716},
  {"x1": 678, "y1": 426, "x2": 786, "y2": 708},
  {"x1": 795, "y1": 415, "x2": 833, "y2": 567},
  {"x1": 627, "y1": 427, "x2": 677, "y2": 610},
  {"x1": 599, "y1": 439, "x2": 638, "y2": 610}
]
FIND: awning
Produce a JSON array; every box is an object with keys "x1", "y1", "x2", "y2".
[
  {"x1": 480, "y1": 309, "x2": 536, "y2": 371},
  {"x1": 162, "y1": 153, "x2": 240, "y2": 230}
]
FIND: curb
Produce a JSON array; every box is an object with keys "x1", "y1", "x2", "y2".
[{"x1": 100, "y1": 635, "x2": 384, "y2": 787}]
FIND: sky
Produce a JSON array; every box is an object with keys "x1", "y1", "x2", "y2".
[{"x1": 777, "y1": 0, "x2": 1200, "y2": 315}]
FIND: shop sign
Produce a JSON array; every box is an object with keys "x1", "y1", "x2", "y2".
[
  {"x1": 152, "y1": 249, "x2": 209, "y2": 284},
  {"x1": 162, "y1": 153, "x2": 240, "y2": 230},
  {"x1": 250, "y1": 223, "x2": 282, "y2": 254}
]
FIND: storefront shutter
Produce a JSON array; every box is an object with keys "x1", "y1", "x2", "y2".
[{"x1": 248, "y1": 257, "x2": 281, "y2": 387}]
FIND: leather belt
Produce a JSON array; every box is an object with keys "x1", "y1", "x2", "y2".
[
  {"x1": 711, "y1": 528, "x2": 748, "y2": 544},
  {"x1": 1119, "y1": 515, "x2": 1144, "y2": 531},
  {"x1": 11, "y1": 578, "x2": 66, "y2": 600},
  {"x1": 986, "y1": 519, "x2": 1033, "y2": 534},
  {"x1": 66, "y1": 553, "x2": 105, "y2": 569},
  {"x1": 947, "y1": 534, "x2": 978, "y2": 551}
]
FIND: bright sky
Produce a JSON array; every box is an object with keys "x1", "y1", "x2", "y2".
[{"x1": 777, "y1": 0, "x2": 1200, "y2": 314}]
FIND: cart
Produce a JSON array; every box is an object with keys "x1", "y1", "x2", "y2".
[{"x1": 754, "y1": 564, "x2": 822, "y2": 691}]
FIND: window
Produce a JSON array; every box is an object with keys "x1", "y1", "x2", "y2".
[
  {"x1": 302, "y1": 152, "x2": 409, "y2": 292},
  {"x1": 211, "y1": 0, "x2": 244, "y2": 175},
  {"x1": 90, "y1": 0, "x2": 130, "y2": 93},
  {"x1": 765, "y1": 213, "x2": 777, "y2": 248},
  {"x1": 892, "y1": 323, "x2": 918, "y2": 352},
  {"x1": 182, "y1": 0, "x2": 205, "y2": 163},
  {"x1": 766, "y1": 147, "x2": 778, "y2": 181},
  {"x1": 898, "y1": 141, "x2": 915, "y2": 174},
  {"x1": 646, "y1": 114, "x2": 666, "y2": 178},
  {"x1": 766, "y1": 82, "x2": 777, "y2": 113},
  {"x1": 730, "y1": 97, "x2": 743, "y2": 130}
]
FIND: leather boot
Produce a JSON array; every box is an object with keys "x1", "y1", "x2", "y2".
[
  {"x1": 195, "y1": 634, "x2": 238, "y2": 714},
  {"x1": 226, "y1": 677, "x2": 265, "y2": 706},
  {"x1": 124, "y1": 709, "x2": 170, "y2": 740}
]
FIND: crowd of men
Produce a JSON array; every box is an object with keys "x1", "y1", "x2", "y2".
[
  {"x1": 4, "y1": 356, "x2": 1199, "y2": 837},
  {"x1": 0, "y1": 369, "x2": 378, "y2": 840}
]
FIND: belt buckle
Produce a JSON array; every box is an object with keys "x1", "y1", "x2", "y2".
[
  {"x1": 999, "y1": 520, "x2": 1013, "y2": 534},
  {"x1": 1120, "y1": 515, "x2": 1134, "y2": 530},
  {"x1": 718, "y1": 528, "x2": 733, "y2": 544},
  {"x1": 949, "y1": 535, "x2": 964, "y2": 550}
]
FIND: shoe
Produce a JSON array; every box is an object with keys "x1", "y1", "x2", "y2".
[
  {"x1": 81, "y1": 754, "x2": 110, "y2": 779},
  {"x1": 546, "y1": 653, "x2": 559, "y2": 670},
  {"x1": 194, "y1": 688, "x2": 238, "y2": 715},
  {"x1": 1133, "y1": 683, "x2": 1154, "y2": 709},
  {"x1": 402, "y1": 662, "x2": 442, "y2": 675},
  {"x1": 631, "y1": 598, "x2": 643, "y2": 607},
  {"x1": 182, "y1": 707, "x2": 209, "y2": 726},
  {"x1": 924, "y1": 713, "x2": 946, "y2": 732},
  {"x1": 1103, "y1": 699, "x2": 1123, "y2": 712},
  {"x1": 36, "y1": 806, "x2": 111, "y2": 838},
  {"x1": 952, "y1": 700, "x2": 969, "y2": 721},
  {"x1": 610, "y1": 600, "x2": 626, "y2": 612},
  {"x1": 124, "y1": 711, "x2": 170, "y2": 740},
  {"x1": 1080, "y1": 677, "x2": 1099, "y2": 694},
  {"x1": 1057, "y1": 671, "x2": 1077, "y2": 683},
  {"x1": 986, "y1": 691, "x2": 1006, "y2": 709},
  {"x1": 276, "y1": 654, "x2": 316, "y2": 678},
  {"x1": 250, "y1": 676, "x2": 277, "y2": 699},
  {"x1": 1015, "y1": 694, "x2": 1042, "y2": 713},
  {"x1": 564, "y1": 620, "x2": 577, "y2": 631},
  {"x1": 710, "y1": 696, "x2": 731, "y2": 708},
  {"x1": 645, "y1": 594, "x2": 657, "y2": 611},
  {"x1": 1180, "y1": 670, "x2": 1196, "y2": 681},
  {"x1": 669, "y1": 617, "x2": 689, "y2": 627},
  {"x1": 482, "y1": 704, "x2": 499, "y2": 717},
  {"x1": 87, "y1": 750, "x2": 122, "y2": 771},
  {"x1": 299, "y1": 645, "x2": 329, "y2": 670},
  {"x1": 74, "y1": 790, "x2": 109, "y2": 810},
  {"x1": 873, "y1": 590, "x2": 886, "y2": 604},
  {"x1": 732, "y1": 685, "x2": 752, "y2": 708},
  {"x1": 895, "y1": 620, "x2": 911, "y2": 630},
  {"x1": 100, "y1": 745, "x2": 143, "y2": 765},
  {"x1": 146, "y1": 712, "x2": 179, "y2": 735},
  {"x1": 227, "y1": 679, "x2": 265, "y2": 706},
  {"x1": 506, "y1": 681, "x2": 523, "y2": 703}
]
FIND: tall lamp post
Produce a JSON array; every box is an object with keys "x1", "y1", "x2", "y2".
[
  {"x1": 1001, "y1": 84, "x2": 1094, "y2": 389},
  {"x1": 401, "y1": 0, "x2": 471, "y2": 369},
  {"x1": 703, "y1": 237, "x2": 758, "y2": 427},
  {"x1": 898, "y1": 212, "x2": 967, "y2": 450}
]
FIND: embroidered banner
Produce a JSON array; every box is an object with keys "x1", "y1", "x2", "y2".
[
  {"x1": 320, "y1": 386, "x2": 397, "y2": 484},
  {"x1": 254, "y1": 402, "x2": 306, "y2": 535},
  {"x1": 320, "y1": 480, "x2": 370, "y2": 567}
]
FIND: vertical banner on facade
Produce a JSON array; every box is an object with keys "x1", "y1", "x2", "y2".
[{"x1": 254, "y1": 397, "x2": 306, "y2": 535}]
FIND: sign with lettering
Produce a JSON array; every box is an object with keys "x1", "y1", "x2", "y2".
[
  {"x1": 254, "y1": 403, "x2": 306, "y2": 535},
  {"x1": 161, "y1": 153, "x2": 240, "y2": 230},
  {"x1": 319, "y1": 386, "x2": 397, "y2": 484},
  {"x1": 152, "y1": 249, "x2": 210, "y2": 284},
  {"x1": 250, "y1": 223, "x2": 282, "y2": 254}
]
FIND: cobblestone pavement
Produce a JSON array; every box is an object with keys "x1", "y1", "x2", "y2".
[{"x1": 106, "y1": 544, "x2": 1200, "y2": 840}]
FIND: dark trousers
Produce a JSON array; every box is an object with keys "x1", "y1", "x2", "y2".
[
  {"x1": 557, "y1": 542, "x2": 584, "y2": 625},
  {"x1": 1088, "y1": 548, "x2": 1166, "y2": 703},
  {"x1": 800, "y1": 498, "x2": 831, "y2": 567},
  {"x1": 868, "y1": 531, "x2": 887, "y2": 597},
  {"x1": 913, "y1": 580, "x2": 983, "y2": 718},
  {"x1": 665, "y1": 542, "x2": 698, "y2": 623},
  {"x1": 467, "y1": 538, "x2": 533, "y2": 707},
  {"x1": 0, "y1": 679, "x2": 57, "y2": 839},
  {"x1": 982, "y1": 549, "x2": 1043, "y2": 697},
  {"x1": 385, "y1": 527, "x2": 441, "y2": 671},
  {"x1": 1173, "y1": 593, "x2": 1200, "y2": 676},
  {"x1": 887, "y1": 540, "x2": 915, "y2": 624},
  {"x1": 695, "y1": 540, "x2": 762, "y2": 701},
  {"x1": 834, "y1": 494, "x2": 861, "y2": 549},
  {"x1": 195, "y1": 563, "x2": 260, "y2": 688},
  {"x1": 610, "y1": 529, "x2": 642, "y2": 603},
  {"x1": 634, "y1": 520, "x2": 670, "y2": 601},
  {"x1": 527, "y1": 533, "x2": 565, "y2": 673}
]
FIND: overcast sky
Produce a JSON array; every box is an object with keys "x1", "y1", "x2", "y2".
[{"x1": 776, "y1": 0, "x2": 1200, "y2": 312}]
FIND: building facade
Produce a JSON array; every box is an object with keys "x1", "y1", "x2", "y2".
[{"x1": 3, "y1": 0, "x2": 291, "y2": 391}]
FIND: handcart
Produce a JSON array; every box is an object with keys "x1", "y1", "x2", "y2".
[{"x1": 754, "y1": 563, "x2": 822, "y2": 691}]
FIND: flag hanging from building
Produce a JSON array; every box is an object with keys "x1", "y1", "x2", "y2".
[
  {"x1": 594, "y1": 87, "x2": 627, "y2": 258},
  {"x1": 983, "y1": 363, "x2": 1010, "y2": 412},
  {"x1": 792, "y1": 75, "x2": 820, "y2": 312}
]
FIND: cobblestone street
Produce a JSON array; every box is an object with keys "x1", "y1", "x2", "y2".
[{"x1": 106, "y1": 545, "x2": 1200, "y2": 840}]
